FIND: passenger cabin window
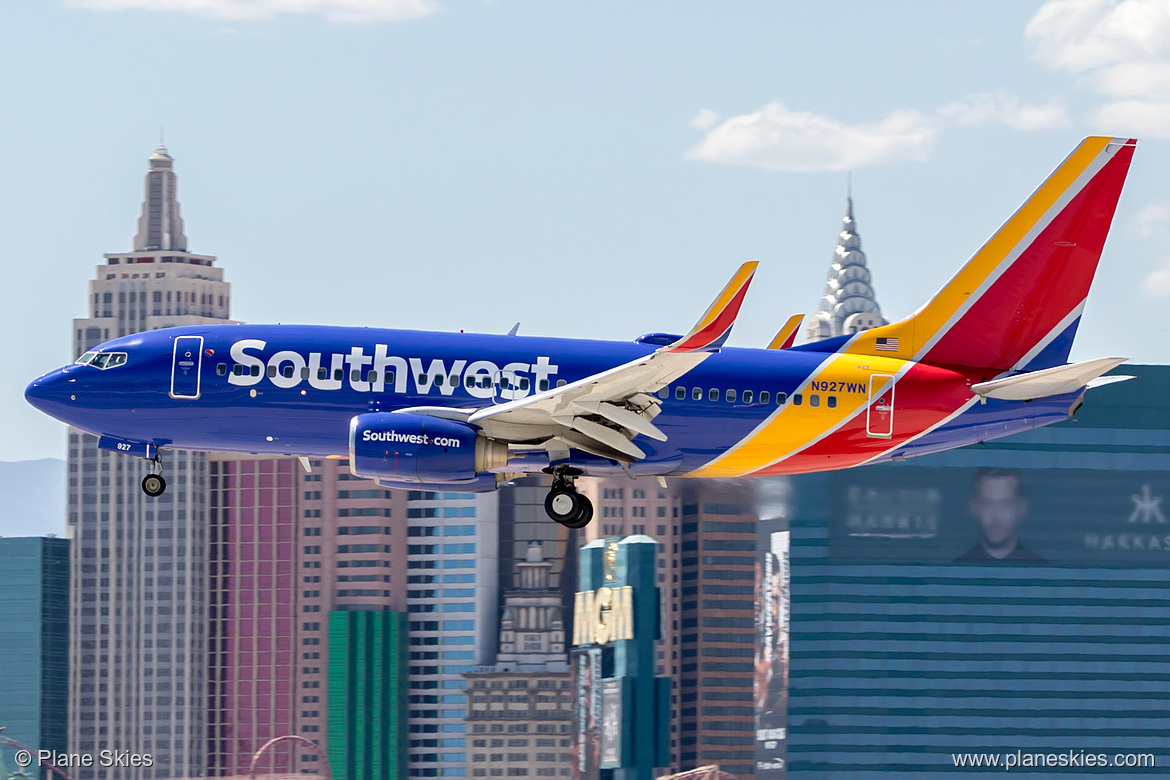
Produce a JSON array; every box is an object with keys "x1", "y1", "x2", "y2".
[
  {"x1": 233, "y1": 364, "x2": 244, "y2": 376},
  {"x1": 267, "y1": 365, "x2": 277, "y2": 378},
  {"x1": 708, "y1": 388, "x2": 719, "y2": 402},
  {"x1": 742, "y1": 390, "x2": 753, "y2": 404},
  {"x1": 793, "y1": 394, "x2": 803, "y2": 406},
  {"x1": 333, "y1": 368, "x2": 343, "y2": 381},
  {"x1": 318, "y1": 368, "x2": 329, "y2": 380},
  {"x1": 675, "y1": 386, "x2": 685, "y2": 400},
  {"x1": 726, "y1": 389, "x2": 736, "y2": 403},
  {"x1": 809, "y1": 394, "x2": 820, "y2": 407},
  {"x1": 657, "y1": 387, "x2": 668, "y2": 399},
  {"x1": 217, "y1": 363, "x2": 227, "y2": 376},
  {"x1": 827, "y1": 395, "x2": 837, "y2": 408},
  {"x1": 759, "y1": 391, "x2": 770, "y2": 404},
  {"x1": 282, "y1": 365, "x2": 294, "y2": 378},
  {"x1": 777, "y1": 392, "x2": 787, "y2": 404},
  {"x1": 692, "y1": 388, "x2": 703, "y2": 401},
  {"x1": 368, "y1": 371, "x2": 378, "y2": 384},
  {"x1": 557, "y1": 379, "x2": 567, "y2": 388},
  {"x1": 519, "y1": 377, "x2": 530, "y2": 391},
  {"x1": 300, "y1": 367, "x2": 310, "y2": 379},
  {"x1": 251, "y1": 365, "x2": 261, "y2": 377}
]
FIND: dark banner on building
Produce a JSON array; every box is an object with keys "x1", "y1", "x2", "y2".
[
  {"x1": 571, "y1": 647, "x2": 602, "y2": 780},
  {"x1": 755, "y1": 518, "x2": 789, "y2": 778},
  {"x1": 823, "y1": 466, "x2": 1170, "y2": 565}
]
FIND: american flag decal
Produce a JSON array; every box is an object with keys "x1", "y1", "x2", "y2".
[{"x1": 875, "y1": 337, "x2": 899, "y2": 352}]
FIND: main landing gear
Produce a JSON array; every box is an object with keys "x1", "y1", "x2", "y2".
[
  {"x1": 543, "y1": 467, "x2": 593, "y2": 529},
  {"x1": 141, "y1": 452, "x2": 167, "y2": 498}
]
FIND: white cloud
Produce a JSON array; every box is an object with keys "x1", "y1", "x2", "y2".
[
  {"x1": 685, "y1": 101, "x2": 937, "y2": 173},
  {"x1": 686, "y1": 93, "x2": 1070, "y2": 173},
  {"x1": 65, "y1": 0, "x2": 436, "y2": 23},
  {"x1": 1128, "y1": 202, "x2": 1170, "y2": 236},
  {"x1": 1141, "y1": 264, "x2": 1170, "y2": 297},
  {"x1": 937, "y1": 92, "x2": 1072, "y2": 130},
  {"x1": 689, "y1": 109, "x2": 722, "y2": 131},
  {"x1": 1027, "y1": 0, "x2": 1170, "y2": 138}
]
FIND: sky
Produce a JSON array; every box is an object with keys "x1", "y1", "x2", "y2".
[{"x1": 4, "y1": 0, "x2": 1170, "y2": 461}]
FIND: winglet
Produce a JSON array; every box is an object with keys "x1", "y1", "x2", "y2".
[
  {"x1": 767, "y1": 314, "x2": 804, "y2": 350},
  {"x1": 661, "y1": 261, "x2": 758, "y2": 353}
]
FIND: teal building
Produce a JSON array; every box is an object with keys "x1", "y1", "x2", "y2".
[
  {"x1": 782, "y1": 366, "x2": 1170, "y2": 776},
  {"x1": 327, "y1": 610, "x2": 409, "y2": 780},
  {"x1": 572, "y1": 536, "x2": 670, "y2": 780},
  {"x1": 0, "y1": 537, "x2": 69, "y2": 765}
]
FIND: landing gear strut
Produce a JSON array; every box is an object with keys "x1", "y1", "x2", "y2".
[
  {"x1": 543, "y1": 467, "x2": 593, "y2": 529},
  {"x1": 141, "y1": 451, "x2": 167, "y2": 498}
]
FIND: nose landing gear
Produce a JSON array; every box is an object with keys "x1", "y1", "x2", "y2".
[
  {"x1": 141, "y1": 452, "x2": 167, "y2": 497},
  {"x1": 543, "y1": 467, "x2": 593, "y2": 529}
]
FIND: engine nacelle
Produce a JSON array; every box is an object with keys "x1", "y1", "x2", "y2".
[{"x1": 349, "y1": 412, "x2": 509, "y2": 484}]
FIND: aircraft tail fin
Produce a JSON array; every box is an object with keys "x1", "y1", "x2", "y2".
[{"x1": 795, "y1": 137, "x2": 1136, "y2": 372}]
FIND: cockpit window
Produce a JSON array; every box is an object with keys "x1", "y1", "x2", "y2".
[{"x1": 77, "y1": 351, "x2": 128, "y2": 369}]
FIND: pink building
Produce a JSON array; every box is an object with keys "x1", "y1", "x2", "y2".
[
  {"x1": 295, "y1": 457, "x2": 408, "y2": 775},
  {"x1": 207, "y1": 456, "x2": 299, "y2": 776}
]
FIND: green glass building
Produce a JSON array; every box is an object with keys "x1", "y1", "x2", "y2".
[
  {"x1": 327, "y1": 610, "x2": 409, "y2": 780},
  {"x1": 0, "y1": 537, "x2": 69, "y2": 763}
]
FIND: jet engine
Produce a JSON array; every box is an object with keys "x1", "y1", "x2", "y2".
[{"x1": 349, "y1": 412, "x2": 509, "y2": 484}]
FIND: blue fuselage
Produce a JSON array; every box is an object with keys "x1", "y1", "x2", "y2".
[{"x1": 26, "y1": 324, "x2": 1079, "y2": 478}]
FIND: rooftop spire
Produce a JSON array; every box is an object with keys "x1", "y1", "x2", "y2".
[
  {"x1": 133, "y1": 145, "x2": 187, "y2": 252},
  {"x1": 806, "y1": 193, "x2": 887, "y2": 341}
]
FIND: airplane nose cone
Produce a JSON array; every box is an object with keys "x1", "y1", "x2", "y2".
[{"x1": 26, "y1": 368, "x2": 74, "y2": 417}]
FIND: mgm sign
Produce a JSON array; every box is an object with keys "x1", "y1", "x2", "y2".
[{"x1": 572, "y1": 584, "x2": 635, "y2": 646}]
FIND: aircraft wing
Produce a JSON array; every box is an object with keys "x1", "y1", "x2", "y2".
[{"x1": 464, "y1": 262, "x2": 758, "y2": 463}]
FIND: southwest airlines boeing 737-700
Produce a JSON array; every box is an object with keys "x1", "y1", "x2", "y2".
[{"x1": 26, "y1": 137, "x2": 1137, "y2": 528}]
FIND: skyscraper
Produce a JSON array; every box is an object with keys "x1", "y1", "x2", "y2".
[
  {"x1": 206, "y1": 456, "x2": 299, "y2": 776},
  {"x1": 464, "y1": 541, "x2": 573, "y2": 779},
  {"x1": 404, "y1": 490, "x2": 499, "y2": 777},
  {"x1": 293, "y1": 456, "x2": 408, "y2": 776},
  {"x1": 806, "y1": 196, "x2": 886, "y2": 342},
  {"x1": 577, "y1": 476, "x2": 684, "y2": 771},
  {"x1": 67, "y1": 146, "x2": 231, "y2": 780},
  {"x1": 0, "y1": 537, "x2": 69, "y2": 764}
]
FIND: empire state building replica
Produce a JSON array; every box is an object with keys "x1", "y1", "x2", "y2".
[{"x1": 67, "y1": 147, "x2": 231, "y2": 779}]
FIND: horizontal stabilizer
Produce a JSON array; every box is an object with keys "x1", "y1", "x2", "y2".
[
  {"x1": 1087, "y1": 374, "x2": 1135, "y2": 389},
  {"x1": 767, "y1": 314, "x2": 804, "y2": 350},
  {"x1": 971, "y1": 357, "x2": 1128, "y2": 400}
]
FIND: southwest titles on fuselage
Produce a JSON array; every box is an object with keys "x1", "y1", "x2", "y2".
[{"x1": 227, "y1": 338, "x2": 560, "y2": 401}]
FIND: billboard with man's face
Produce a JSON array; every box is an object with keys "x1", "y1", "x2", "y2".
[{"x1": 820, "y1": 466, "x2": 1170, "y2": 565}]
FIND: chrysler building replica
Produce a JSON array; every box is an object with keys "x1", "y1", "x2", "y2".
[{"x1": 806, "y1": 196, "x2": 887, "y2": 342}]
